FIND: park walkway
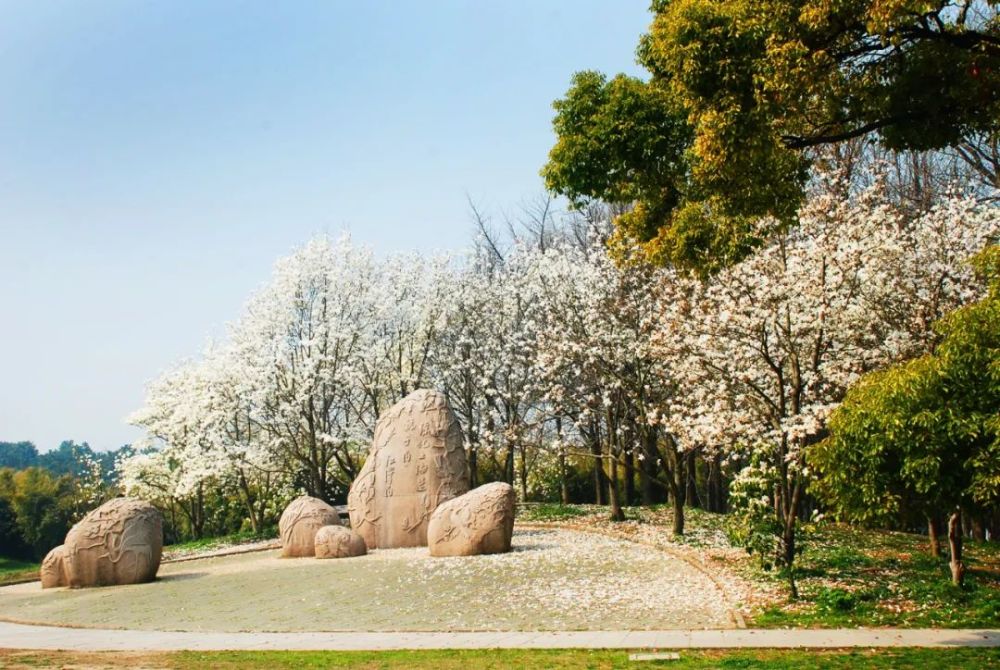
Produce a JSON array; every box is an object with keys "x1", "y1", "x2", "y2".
[{"x1": 1, "y1": 622, "x2": 999, "y2": 651}]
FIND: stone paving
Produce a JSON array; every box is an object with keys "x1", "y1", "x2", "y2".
[
  {"x1": 0, "y1": 621, "x2": 999, "y2": 651},
  {"x1": 0, "y1": 528, "x2": 737, "y2": 632}
]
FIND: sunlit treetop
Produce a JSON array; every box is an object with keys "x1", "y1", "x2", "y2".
[{"x1": 544, "y1": 0, "x2": 1000, "y2": 271}]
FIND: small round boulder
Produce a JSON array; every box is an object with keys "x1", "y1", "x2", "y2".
[
  {"x1": 428, "y1": 482, "x2": 515, "y2": 557},
  {"x1": 314, "y1": 525, "x2": 367, "y2": 559},
  {"x1": 40, "y1": 545, "x2": 69, "y2": 588},
  {"x1": 279, "y1": 496, "x2": 341, "y2": 557}
]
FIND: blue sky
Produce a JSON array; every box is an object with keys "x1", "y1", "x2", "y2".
[{"x1": 0, "y1": 1, "x2": 650, "y2": 452}]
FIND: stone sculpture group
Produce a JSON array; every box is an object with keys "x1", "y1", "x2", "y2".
[{"x1": 40, "y1": 389, "x2": 513, "y2": 589}]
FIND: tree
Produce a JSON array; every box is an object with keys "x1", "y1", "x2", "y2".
[
  {"x1": 812, "y1": 245, "x2": 1000, "y2": 586},
  {"x1": 544, "y1": 0, "x2": 1000, "y2": 268},
  {"x1": 0, "y1": 442, "x2": 38, "y2": 470},
  {"x1": 0, "y1": 467, "x2": 77, "y2": 560},
  {"x1": 655, "y1": 170, "x2": 999, "y2": 595}
]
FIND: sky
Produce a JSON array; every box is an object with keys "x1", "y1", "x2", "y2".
[{"x1": 0, "y1": 1, "x2": 651, "y2": 453}]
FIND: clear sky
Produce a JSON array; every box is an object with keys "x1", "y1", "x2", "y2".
[{"x1": 0, "y1": 1, "x2": 650, "y2": 452}]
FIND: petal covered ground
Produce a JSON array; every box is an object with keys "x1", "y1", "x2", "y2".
[{"x1": 0, "y1": 529, "x2": 738, "y2": 632}]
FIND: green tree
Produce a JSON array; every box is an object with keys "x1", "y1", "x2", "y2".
[
  {"x1": 544, "y1": 1, "x2": 1000, "y2": 269},
  {"x1": 811, "y1": 245, "x2": 1000, "y2": 586},
  {"x1": 0, "y1": 467, "x2": 78, "y2": 560},
  {"x1": 0, "y1": 441, "x2": 39, "y2": 470}
]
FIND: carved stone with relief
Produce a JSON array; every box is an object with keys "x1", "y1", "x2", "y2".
[
  {"x1": 279, "y1": 495, "x2": 341, "y2": 558},
  {"x1": 41, "y1": 497, "x2": 163, "y2": 588},
  {"x1": 314, "y1": 525, "x2": 367, "y2": 558},
  {"x1": 428, "y1": 482, "x2": 515, "y2": 557},
  {"x1": 347, "y1": 389, "x2": 470, "y2": 549}
]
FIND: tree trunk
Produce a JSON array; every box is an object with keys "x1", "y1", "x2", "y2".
[
  {"x1": 555, "y1": 416, "x2": 568, "y2": 504},
  {"x1": 707, "y1": 455, "x2": 723, "y2": 513},
  {"x1": 685, "y1": 451, "x2": 698, "y2": 507},
  {"x1": 608, "y1": 454, "x2": 625, "y2": 522},
  {"x1": 640, "y1": 429, "x2": 660, "y2": 505},
  {"x1": 671, "y1": 489, "x2": 684, "y2": 536},
  {"x1": 972, "y1": 516, "x2": 986, "y2": 542},
  {"x1": 669, "y1": 446, "x2": 686, "y2": 536},
  {"x1": 468, "y1": 446, "x2": 478, "y2": 489},
  {"x1": 559, "y1": 450, "x2": 569, "y2": 505},
  {"x1": 518, "y1": 444, "x2": 528, "y2": 502},
  {"x1": 928, "y1": 515, "x2": 941, "y2": 557},
  {"x1": 590, "y1": 430, "x2": 606, "y2": 505},
  {"x1": 504, "y1": 443, "x2": 515, "y2": 486},
  {"x1": 624, "y1": 449, "x2": 636, "y2": 506},
  {"x1": 784, "y1": 522, "x2": 799, "y2": 599},
  {"x1": 948, "y1": 508, "x2": 966, "y2": 587}
]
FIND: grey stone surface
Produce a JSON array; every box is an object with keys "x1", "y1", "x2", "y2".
[
  {"x1": 41, "y1": 497, "x2": 163, "y2": 589},
  {"x1": 314, "y1": 525, "x2": 367, "y2": 559},
  {"x1": 428, "y1": 482, "x2": 515, "y2": 557},
  {"x1": 1, "y1": 621, "x2": 999, "y2": 651},
  {"x1": 348, "y1": 389, "x2": 469, "y2": 549},
  {"x1": 279, "y1": 496, "x2": 340, "y2": 558}
]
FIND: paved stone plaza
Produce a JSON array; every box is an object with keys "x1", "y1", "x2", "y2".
[{"x1": 0, "y1": 528, "x2": 736, "y2": 632}]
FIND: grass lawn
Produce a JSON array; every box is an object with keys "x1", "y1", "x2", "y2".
[
  {"x1": 1, "y1": 648, "x2": 999, "y2": 669},
  {"x1": 164, "y1": 527, "x2": 278, "y2": 555},
  {"x1": 755, "y1": 523, "x2": 1000, "y2": 628},
  {"x1": 0, "y1": 556, "x2": 38, "y2": 586}
]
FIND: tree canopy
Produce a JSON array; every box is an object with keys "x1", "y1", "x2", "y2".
[
  {"x1": 811, "y1": 245, "x2": 1000, "y2": 582},
  {"x1": 544, "y1": 0, "x2": 1000, "y2": 269}
]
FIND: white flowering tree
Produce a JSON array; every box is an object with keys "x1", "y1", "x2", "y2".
[{"x1": 656, "y1": 173, "x2": 1000, "y2": 594}]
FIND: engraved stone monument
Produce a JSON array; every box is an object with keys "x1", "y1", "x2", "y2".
[
  {"x1": 427, "y1": 482, "x2": 515, "y2": 557},
  {"x1": 314, "y1": 524, "x2": 367, "y2": 558},
  {"x1": 279, "y1": 495, "x2": 341, "y2": 558},
  {"x1": 41, "y1": 497, "x2": 163, "y2": 588},
  {"x1": 348, "y1": 389, "x2": 470, "y2": 548}
]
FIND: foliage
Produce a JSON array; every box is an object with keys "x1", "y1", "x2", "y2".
[
  {"x1": 0, "y1": 440, "x2": 126, "y2": 483},
  {"x1": 544, "y1": 0, "x2": 1000, "y2": 268},
  {"x1": 117, "y1": 165, "x2": 999, "y2": 547},
  {"x1": 655, "y1": 171, "x2": 999, "y2": 593},
  {"x1": 726, "y1": 457, "x2": 810, "y2": 580},
  {"x1": 0, "y1": 441, "x2": 38, "y2": 470},
  {"x1": 0, "y1": 467, "x2": 79, "y2": 560},
  {"x1": 812, "y1": 245, "x2": 1000, "y2": 527}
]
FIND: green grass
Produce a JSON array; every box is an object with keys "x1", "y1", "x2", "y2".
[
  {"x1": 2, "y1": 648, "x2": 999, "y2": 669},
  {"x1": 751, "y1": 524, "x2": 1000, "y2": 628},
  {"x1": 0, "y1": 556, "x2": 38, "y2": 586},
  {"x1": 165, "y1": 527, "x2": 277, "y2": 554},
  {"x1": 516, "y1": 503, "x2": 591, "y2": 522}
]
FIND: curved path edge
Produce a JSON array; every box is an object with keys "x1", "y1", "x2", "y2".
[{"x1": 1, "y1": 622, "x2": 999, "y2": 651}]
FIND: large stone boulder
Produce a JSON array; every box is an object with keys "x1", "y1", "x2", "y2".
[
  {"x1": 348, "y1": 389, "x2": 469, "y2": 549},
  {"x1": 279, "y1": 496, "x2": 341, "y2": 558},
  {"x1": 314, "y1": 525, "x2": 367, "y2": 559},
  {"x1": 41, "y1": 497, "x2": 163, "y2": 588},
  {"x1": 428, "y1": 482, "x2": 515, "y2": 557}
]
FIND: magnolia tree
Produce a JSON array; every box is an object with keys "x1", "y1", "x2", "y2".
[
  {"x1": 120, "y1": 173, "x2": 998, "y2": 547},
  {"x1": 432, "y1": 244, "x2": 549, "y2": 494},
  {"x1": 655, "y1": 173, "x2": 1000, "y2": 594},
  {"x1": 531, "y1": 234, "x2": 682, "y2": 524}
]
